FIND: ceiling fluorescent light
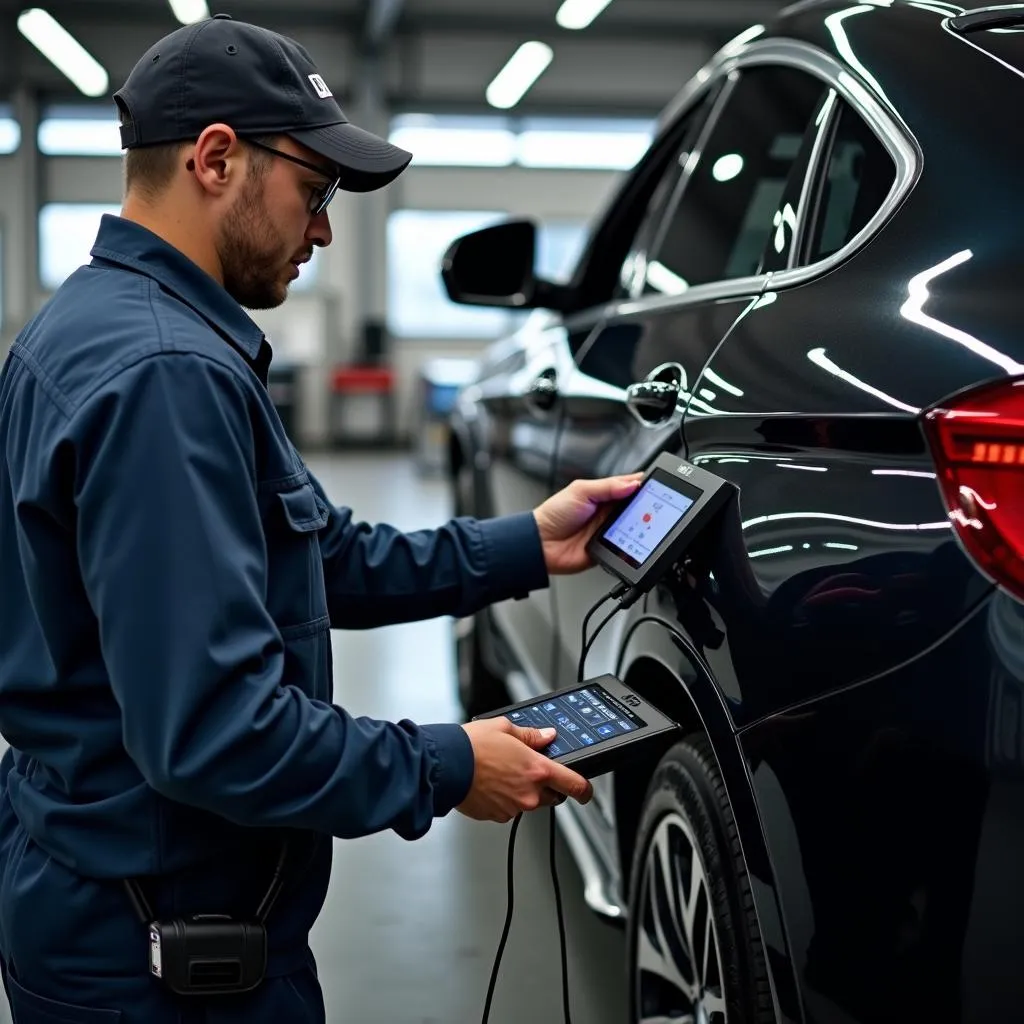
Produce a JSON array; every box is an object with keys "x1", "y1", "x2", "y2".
[
  {"x1": 17, "y1": 8, "x2": 108, "y2": 98},
  {"x1": 486, "y1": 41, "x2": 553, "y2": 110},
  {"x1": 556, "y1": 0, "x2": 615, "y2": 30},
  {"x1": 168, "y1": 0, "x2": 210, "y2": 25}
]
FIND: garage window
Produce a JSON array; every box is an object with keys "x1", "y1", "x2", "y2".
[
  {"x1": 38, "y1": 106, "x2": 121, "y2": 156},
  {"x1": 387, "y1": 210, "x2": 588, "y2": 337},
  {"x1": 387, "y1": 210, "x2": 514, "y2": 338},
  {"x1": 0, "y1": 105, "x2": 19, "y2": 155},
  {"x1": 389, "y1": 114, "x2": 654, "y2": 171},
  {"x1": 39, "y1": 203, "x2": 119, "y2": 290}
]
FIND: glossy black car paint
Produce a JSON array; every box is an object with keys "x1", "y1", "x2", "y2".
[{"x1": 447, "y1": 3, "x2": 1024, "y2": 1021}]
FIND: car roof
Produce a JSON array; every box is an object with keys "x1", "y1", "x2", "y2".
[{"x1": 658, "y1": 1, "x2": 1024, "y2": 144}]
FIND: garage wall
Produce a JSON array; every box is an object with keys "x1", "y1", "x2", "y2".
[{"x1": 0, "y1": 148, "x2": 622, "y2": 444}]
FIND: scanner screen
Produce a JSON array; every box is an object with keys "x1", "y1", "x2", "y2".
[{"x1": 601, "y1": 478, "x2": 694, "y2": 568}]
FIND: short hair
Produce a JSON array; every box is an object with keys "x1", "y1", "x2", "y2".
[
  {"x1": 123, "y1": 134, "x2": 278, "y2": 201},
  {"x1": 123, "y1": 141, "x2": 189, "y2": 199}
]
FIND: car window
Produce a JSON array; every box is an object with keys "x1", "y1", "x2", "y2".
[
  {"x1": 758, "y1": 89, "x2": 839, "y2": 274},
  {"x1": 642, "y1": 65, "x2": 827, "y2": 295},
  {"x1": 805, "y1": 100, "x2": 897, "y2": 263},
  {"x1": 614, "y1": 87, "x2": 723, "y2": 300}
]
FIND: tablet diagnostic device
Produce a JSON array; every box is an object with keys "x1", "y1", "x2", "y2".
[
  {"x1": 587, "y1": 451, "x2": 734, "y2": 598},
  {"x1": 473, "y1": 675, "x2": 678, "y2": 778}
]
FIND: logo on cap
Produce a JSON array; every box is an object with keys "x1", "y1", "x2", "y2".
[{"x1": 308, "y1": 74, "x2": 333, "y2": 99}]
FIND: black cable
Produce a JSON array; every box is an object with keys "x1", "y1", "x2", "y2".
[
  {"x1": 481, "y1": 812, "x2": 524, "y2": 1024},
  {"x1": 482, "y1": 581, "x2": 634, "y2": 1024},
  {"x1": 550, "y1": 806, "x2": 571, "y2": 1024},
  {"x1": 577, "y1": 584, "x2": 629, "y2": 683}
]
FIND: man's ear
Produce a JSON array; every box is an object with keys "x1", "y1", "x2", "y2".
[{"x1": 190, "y1": 124, "x2": 243, "y2": 199}]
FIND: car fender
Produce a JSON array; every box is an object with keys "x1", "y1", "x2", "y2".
[{"x1": 615, "y1": 615, "x2": 804, "y2": 1024}]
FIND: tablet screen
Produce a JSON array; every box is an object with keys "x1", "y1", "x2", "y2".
[{"x1": 502, "y1": 684, "x2": 648, "y2": 758}]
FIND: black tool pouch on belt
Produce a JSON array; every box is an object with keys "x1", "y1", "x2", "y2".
[{"x1": 122, "y1": 841, "x2": 288, "y2": 996}]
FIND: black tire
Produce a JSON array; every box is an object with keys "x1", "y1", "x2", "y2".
[
  {"x1": 626, "y1": 735, "x2": 773, "y2": 1024},
  {"x1": 452, "y1": 461, "x2": 508, "y2": 720}
]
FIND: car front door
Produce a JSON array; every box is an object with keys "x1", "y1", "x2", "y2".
[{"x1": 480, "y1": 75, "x2": 730, "y2": 694}]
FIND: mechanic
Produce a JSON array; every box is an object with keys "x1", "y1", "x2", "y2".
[{"x1": 0, "y1": 15, "x2": 643, "y2": 1023}]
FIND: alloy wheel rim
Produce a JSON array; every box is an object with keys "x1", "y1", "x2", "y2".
[{"x1": 634, "y1": 811, "x2": 727, "y2": 1024}]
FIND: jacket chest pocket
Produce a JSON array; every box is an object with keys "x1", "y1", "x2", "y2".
[{"x1": 264, "y1": 478, "x2": 330, "y2": 631}]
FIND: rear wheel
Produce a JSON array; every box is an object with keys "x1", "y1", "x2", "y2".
[{"x1": 627, "y1": 736, "x2": 773, "y2": 1024}]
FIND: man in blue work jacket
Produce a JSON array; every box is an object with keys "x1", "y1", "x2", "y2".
[{"x1": 0, "y1": 15, "x2": 643, "y2": 1024}]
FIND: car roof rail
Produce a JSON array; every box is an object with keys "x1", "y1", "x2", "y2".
[{"x1": 949, "y1": 4, "x2": 1024, "y2": 31}]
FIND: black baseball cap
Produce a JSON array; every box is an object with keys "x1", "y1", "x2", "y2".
[{"x1": 113, "y1": 14, "x2": 412, "y2": 193}]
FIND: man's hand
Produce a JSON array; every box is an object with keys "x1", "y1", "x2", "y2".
[
  {"x1": 457, "y1": 717, "x2": 593, "y2": 823},
  {"x1": 533, "y1": 474, "x2": 643, "y2": 575}
]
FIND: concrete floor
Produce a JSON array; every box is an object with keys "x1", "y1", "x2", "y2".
[
  {"x1": 0, "y1": 451, "x2": 629, "y2": 1022},
  {"x1": 306, "y1": 451, "x2": 628, "y2": 1023}
]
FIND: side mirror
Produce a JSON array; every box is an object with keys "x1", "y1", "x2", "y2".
[{"x1": 441, "y1": 219, "x2": 539, "y2": 308}]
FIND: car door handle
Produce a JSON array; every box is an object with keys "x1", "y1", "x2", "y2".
[
  {"x1": 526, "y1": 369, "x2": 559, "y2": 412},
  {"x1": 626, "y1": 380, "x2": 680, "y2": 426}
]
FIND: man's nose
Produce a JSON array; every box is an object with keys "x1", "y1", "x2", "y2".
[{"x1": 308, "y1": 209, "x2": 332, "y2": 248}]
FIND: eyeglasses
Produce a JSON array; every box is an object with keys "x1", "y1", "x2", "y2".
[{"x1": 242, "y1": 138, "x2": 341, "y2": 216}]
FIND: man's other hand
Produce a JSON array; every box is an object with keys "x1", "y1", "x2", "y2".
[
  {"x1": 533, "y1": 474, "x2": 643, "y2": 575},
  {"x1": 457, "y1": 718, "x2": 593, "y2": 823}
]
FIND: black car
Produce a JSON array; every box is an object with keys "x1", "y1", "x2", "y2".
[{"x1": 441, "y1": 1, "x2": 1024, "y2": 1021}]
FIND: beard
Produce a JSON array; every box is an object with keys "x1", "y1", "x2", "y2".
[{"x1": 216, "y1": 175, "x2": 292, "y2": 310}]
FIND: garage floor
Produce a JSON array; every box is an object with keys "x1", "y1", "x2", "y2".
[{"x1": 292, "y1": 452, "x2": 629, "y2": 1022}]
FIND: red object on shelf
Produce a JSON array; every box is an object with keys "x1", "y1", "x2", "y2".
[
  {"x1": 328, "y1": 364, "x2": 397, "y2": 447},
  {"x1": 330, "y1": 366, "x2": 394, "y2": 392}
]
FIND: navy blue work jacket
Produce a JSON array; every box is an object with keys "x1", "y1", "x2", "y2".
[{"x1": 0, "y1": 215, "x2": 547, "y2": 959}]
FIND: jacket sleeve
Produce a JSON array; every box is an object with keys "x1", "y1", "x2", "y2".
[
  {"x1": 73, "y1": 352, "x2": 473, "y2": 840},
  {"x1": 304, "y1": 472, "x2": 549, "y2": 630}
]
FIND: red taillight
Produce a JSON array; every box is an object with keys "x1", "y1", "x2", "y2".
[{"x1": 923, "y1": 376, "x2": 1024, "y2": 600}]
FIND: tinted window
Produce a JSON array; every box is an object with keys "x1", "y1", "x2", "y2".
[
  {"x1": 807, "y1": 101, "x2": 896, "y2": 262},
  {"x1": 644, "y1": 66, "x2": 826, "y2": 294},
  {"x1": 758, "y1": 89, "x2": 839, "y2": 274},
  {"x1": 616, "y1": 89, "x2": 722, "y2": 298}
]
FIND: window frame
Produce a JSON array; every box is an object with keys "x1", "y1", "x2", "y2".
[
  {"x1": 592, "y1": 38, "x2": 919, "y2": 318},
  {"x1": 792, "y1": 94, "x2": 899, "y2": 269}
]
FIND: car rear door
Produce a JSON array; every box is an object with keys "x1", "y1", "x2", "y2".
[{"x1": 676, "y1": 63, "x2": 982, "y2": 727}]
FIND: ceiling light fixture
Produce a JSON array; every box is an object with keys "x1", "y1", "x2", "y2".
[
  {"x1": 168, "y1": 0, "x2": 210, "y2": 24},
  {"x1": 485, "y1": 41, "x2": 553, "y2": 110},
  {"x1": 555, "y1": 0, "x2": 615, "y2": 30},
  {"x1": 17, "y1": 8, "x2": 108, "y2": 98}
]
